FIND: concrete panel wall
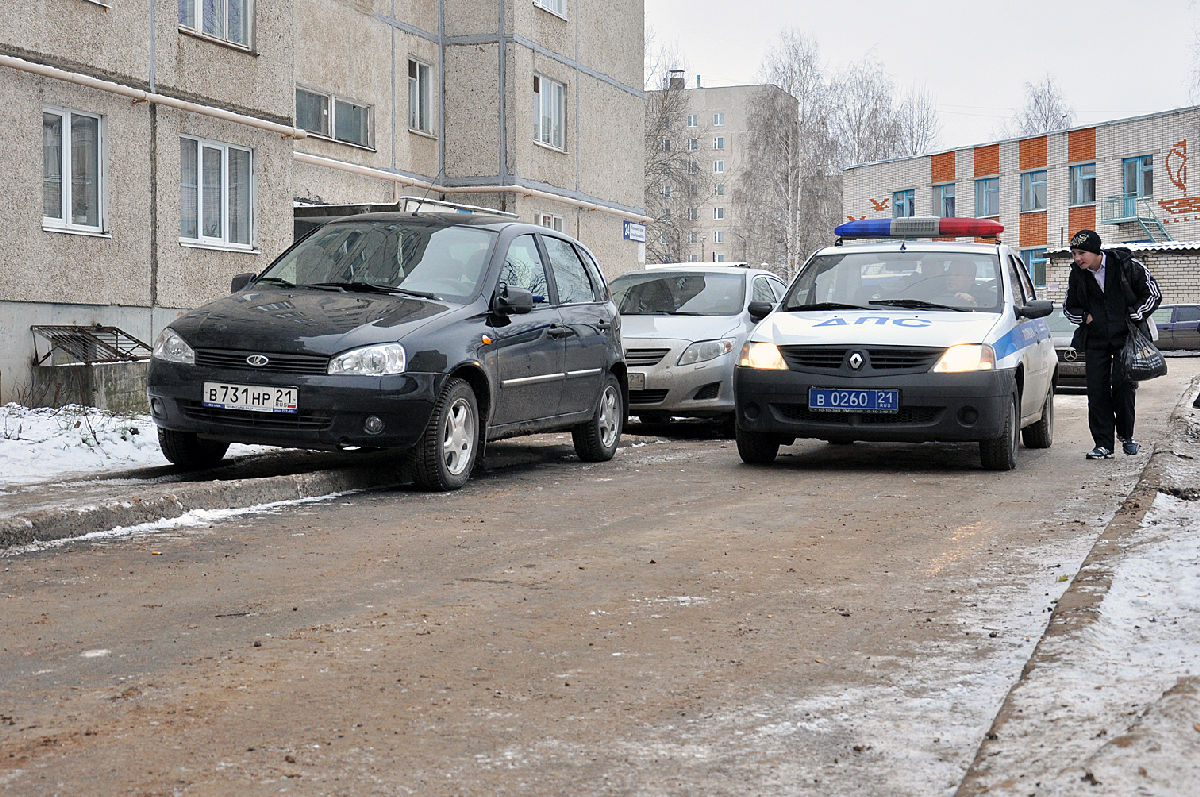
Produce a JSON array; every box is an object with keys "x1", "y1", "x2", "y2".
[{"x1": 444, "y1": 42, "x2": 503, "y2": 177}]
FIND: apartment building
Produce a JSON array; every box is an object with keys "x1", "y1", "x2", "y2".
[
  {"x1": 842, "y1": 105, "x2": 1200, "y2": 303},
  {"x1": 0, "y1": 0, "x2": 646, "y2": 403}
]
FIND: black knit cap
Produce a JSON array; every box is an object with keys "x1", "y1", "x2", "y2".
[{"x1": 1069, "y1": 229, "x2": 1102, "y2": 254}]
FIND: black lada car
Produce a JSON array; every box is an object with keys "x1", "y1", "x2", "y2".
[{"x1": 147, "y1": 206, "x2": 626, "y2": 490}]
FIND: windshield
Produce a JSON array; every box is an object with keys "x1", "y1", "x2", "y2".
[
  {"x1": 262, "y1": 221, "x2": 497, "y2": 303},
  {"x1": 782, "y1": 250, "x2": 1004, "y2": 313},
  {"x1": 610, "y1": 272, "x2": 746, "y2": 316}
]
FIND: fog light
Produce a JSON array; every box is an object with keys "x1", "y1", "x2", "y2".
[
  {"x1": 743, "y1": 402, "x2": 761, "y2": 421},
  {"x1": 958, "y1": 406, "x2": 979, "y2": 426},
  {"x1": 363, "y1": 415, "x2": 385, "y2": 435},
  {"x1": 150, "y1": 398, "x2": 165, "y2": 418}
]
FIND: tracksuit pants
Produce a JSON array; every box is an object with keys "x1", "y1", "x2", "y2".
[{"x1": 1085, "y1": 341, "x2": 1136, "y2": 450}]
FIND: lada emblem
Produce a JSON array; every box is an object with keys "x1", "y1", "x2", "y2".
[
  {"x1": 246, "y1": 354, "x2": 270, "y2": 367},
  {"x1": 848, "y1": 351, "x2": 864, "y2": 370}
]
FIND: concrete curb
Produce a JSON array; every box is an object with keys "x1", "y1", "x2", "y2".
[{"x1": 955, "y1": 375, "x2": 1200, "y2": 794}]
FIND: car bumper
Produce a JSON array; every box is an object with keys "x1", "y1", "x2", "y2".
[
  {"x1": 147, "y1": 360, "x2": 441, "y2": 450},
  {"x1": 734, "y1": 366, "x2": 1017, "y2": 443},
  {"x1": 626, "y1": 353, "x2": 736, "y2": 417}
]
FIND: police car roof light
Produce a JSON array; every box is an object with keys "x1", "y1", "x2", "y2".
[{"x1": 834, "y1": 217, "x2": 1003, "y2": 240}]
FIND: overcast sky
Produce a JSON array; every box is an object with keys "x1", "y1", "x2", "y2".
[{"x1": 645, "y1": 0, "x2": 1200, "y2": 151}]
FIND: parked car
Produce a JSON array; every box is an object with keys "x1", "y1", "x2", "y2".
[
  {"x1": 609, "y1": 264, "x2": 786, "y2": 426},
  {"x1": 1150, "y1": 304, "x2": 1200, "y2": 350},
  {"x1": 1045, "y1": 312, "x2": 1086, "y2": 390},
  {"x1": 734, "y1": 217, "x2": 1057, "y2": 471},
  {"x1": 147, "y1": 200, "x2": 626, "y2": 491}
]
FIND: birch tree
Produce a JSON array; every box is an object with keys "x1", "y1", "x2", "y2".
[{"x1": 1007, "y1": 75, "x2": 1074, "y2": 136}]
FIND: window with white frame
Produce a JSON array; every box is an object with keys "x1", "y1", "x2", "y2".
[
  {"x1": 661, "y1": 185, "x2": 672, "y2": 198},
  {"x1": 180, "y1": 135, "x2": 254, "y2": 247},
  {"x1": 688, "y1": 160, "x2": 699, "y2": 174},
  {"x1": 713, "y1": 207, "x2": 724, "y2": 220},
  {"x1": 538, "y1": 213, "x2": 564, "y2": 232},
  {"x1": 713, "y1": 160, "x2": 724, "y2": 173},
  {"x1": 533, "y1": 0, "x2": 566, "y2": 15},
  {"x1": 43, "y1": 107, "x2": 104, "y2": 233},
  {"x1": 296, "y1": 87, "x2": 372, "y2": 147},
  {"x1": 715, "y1": 183, "x2": 725, "y2": 196},
  {"x1": 534, "y1": 74, "x2": 566, "y2": 150},
  {"x1": 713, "y1": 136, "x2": 725, "y2": 150},
  {"x1": 686, "y1": 114, "x2": 698, "y2": 128},
  {"x1": 712, "y1": 230, "x2": 724, "y2": 244},
  {"x1": 689, "y1": 231, "x2": 699, "y2": 243},
  {"x1": 178, "y1": 0, "x2": 252, "y2": 47},
  {"x1": 688, "y1": 254, "x2": 699, "y2": 262},
  {"x1": 714, "y1": 253, "x2": 725, "y2": 262},
  {"x1": 661, "y1": 137, "x2": 671, "y2": 152},
  {"x1": 713, "y1": 112, "x2": 724, "y2": 126},
  {"x1": 688, "y1": 207, "x2": 698, "y2": 220},
  {"x1": 688, "y1": 138, "x2": 698, "y2": 151},
  {"x1": 408, "y1": 58, "x2": 433, "y2": 133}
]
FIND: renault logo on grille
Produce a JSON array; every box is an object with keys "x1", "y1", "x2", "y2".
[
  {"x1": 848, "y1": 351, "x2": 864, "y2": 370},
  {"x1": 246, "y1": 354, "x2": 270, "y2": 367}
]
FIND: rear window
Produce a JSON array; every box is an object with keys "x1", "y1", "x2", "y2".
[{"x1": 610, "y1": 272, "x2": 746, "y2": 316}]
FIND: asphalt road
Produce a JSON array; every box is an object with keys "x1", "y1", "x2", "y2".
[{"x1": 1, "y1": 359, "x2": 1197, "y2": 795}]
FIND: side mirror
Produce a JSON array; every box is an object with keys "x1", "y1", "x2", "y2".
[
  {"x1": 492, "y1": 284, "x2": 533, "y2": 315},
  {"x1": 1017, "y1": 299, "x2": 1053, "y2": 320},
  {"x1": 747, "y1": 301, "x2": 774, "y2": 323},
  {"x1": 231, "y1": 273, "x2": 257, "y2": 293}
]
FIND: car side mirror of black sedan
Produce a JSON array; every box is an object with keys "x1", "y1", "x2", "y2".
[
  {"x1": 492, "y1": 284, "x2": 534, "y2": 315},
  {"x1": 1017, "y1": 299, "x2": 1053, "y2": 320},
  {"x1": 230, "y1": 273, "x2": 257, "y2": 293},
  {"x1": 747, "y1": 301, "x2": 774, "y2": 323}
]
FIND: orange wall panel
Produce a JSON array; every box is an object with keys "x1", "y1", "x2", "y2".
[
  {"x1": 1068, "y1": 128, "x2": 1096, "y2": 162},
  {"x1": 1069, "y1": 205, "x2": 1096, "y2": 234},
  {"x1": 1019, "y1": 136, "x2": 1047, "y2": 170},
  {"x1": 930, "y1": 152, "x2": 955, "y2": 183},
  {"x1": 1019, "y1": 212, "x2": 1047, "y2": 248},
  {"x1": 974, "y1": 144, "x2": 999, "y2": 177}
]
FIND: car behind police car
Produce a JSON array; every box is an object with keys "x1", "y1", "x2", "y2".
[{"x1": 734, "y1": 217, "x2": 1056, "y2": 471}]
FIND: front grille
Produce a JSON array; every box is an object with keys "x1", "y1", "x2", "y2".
[
  {"x1": 179, "y1": 400, "x2": 333, "y2": 431},
  {"x1": 692, "y1": 382, "x2": 721, "y2": 401},
  {"x1": 775, "y1": 403, "x2": 940, "y2": 425},
  {"x1": 625, "y1": 348, "x2": 670, "y2": 367},
  {"x1": 629, "y1": 389, "x2": 669, "y2": 404},
  {"x1": 195, "y1": 348, "x2": 330, "y2": 375},
  {"x1": 778, "y1": 345, "x2": 943, "y2": 374}
]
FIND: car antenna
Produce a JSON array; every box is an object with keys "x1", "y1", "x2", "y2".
[{"x1": 411, "y1": 182, "x2": 435, "y2": 216}]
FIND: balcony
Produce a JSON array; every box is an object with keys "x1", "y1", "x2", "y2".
[{"x1": 1098, "y1": 195, "x2": 1171, "y2": 242}]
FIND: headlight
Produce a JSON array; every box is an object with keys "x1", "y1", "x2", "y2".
[
  {"x1": 932, "y1": 343, "x2": 995, "y2": 373},
  {"x1": 328, "y1": 343, "x2": 407, "y2": 375},
  {"x1": 738, "y1": 341, "x2": 787, "y2": 370},
  {"x1": 678, "y1": 338, "x2": 734, "y2": 366},
  {"x1": 152, "y1": 328, "x2": 195, "y2": 364}
]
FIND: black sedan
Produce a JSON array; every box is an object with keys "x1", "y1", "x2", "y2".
[{"x1": 1046, "y1": 313, "x2": 1085, "y2": 390}]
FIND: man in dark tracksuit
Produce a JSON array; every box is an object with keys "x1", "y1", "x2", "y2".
[{"x1": 1062, "y1": 229, "x2": 1161, "y2": 459}]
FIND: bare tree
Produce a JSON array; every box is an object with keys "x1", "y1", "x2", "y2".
[
  {"x1": 829, "y1": 60, "x2": 902, "y2": 168},
  {"x1": 1006, "y1": 75, "x2": 1074, "y2": 136},
  {"x1": 895, "y1": 85, "x2": 940, "y2": 156}
]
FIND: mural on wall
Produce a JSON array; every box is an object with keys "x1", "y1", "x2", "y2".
[
  {"x1": 869, "y1": 198, "x2": 891, "y2": 212},
  {"x1": 1159, "y1": 140, "x2": 1198, "y2": 224}
]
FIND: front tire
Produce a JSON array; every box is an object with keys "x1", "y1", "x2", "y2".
[
  {"x1": 411, "y1": 378, "x2": 479, "y2": 491},
  {"x1": 1021, "y1": 384, "x2": 1054, "y2": 449},
  {"x1": 573, "y1": 374, "x2": 623, "y2": 462},
  {"x1": 736, "y1": 427, "x2": 781, "y2": 465},
  {"x1": 980, "y1": 393, "x2": 1019, "y2": 471},
  {"x1": 158, "y1": 428, "x2": 229, "y2": 469}
]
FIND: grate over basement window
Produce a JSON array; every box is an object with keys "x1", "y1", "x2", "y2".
[{"x1": 31, "y1": 325, "x2": 151, "y2": 365}]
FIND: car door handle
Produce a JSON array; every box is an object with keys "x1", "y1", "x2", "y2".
[{"x1": 548, "y1": 324, "x2": 573, "y2": 338}]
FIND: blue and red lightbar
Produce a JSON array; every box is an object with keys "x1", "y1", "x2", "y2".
[{"x1": 834, "y1": 216, "x2": 1004, "y2": 239}]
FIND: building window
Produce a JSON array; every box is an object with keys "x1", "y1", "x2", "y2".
[
  {"x1": 892, "y1": 189, "x2": 914, "y2": 218},
  {"x1": 713, "y1": 230, "x2": 725, "y2": 244},
  {"x1": 688, "y1": 160, "x2": 699, "y2": 174},
  {"x1": 1022, "y1": 248, "x2": 1048, "y2": 288},
  {"x1": 713, "y1": 207, "x2": 725, "y2": 220},
  {"x1": 533, "y1": 0, "x2": 566, "y2": 15},
  {"x1": 1020, "y1": 170, "x2": 1047, "y2": 212},
  {"x1": 713, "y1": 112, "x2": 724, "y2": 126},
  {"x1": 661, "y1": 185, "x2": 672, "y2": 198},
  {"x1": 408, "y1": 59, "x2": 433, "y2": 133},
  {"x1": 296, "y1": 88, "x2": 372, "y2": 147},
  {"x1": 180, "y1": 135, "x2": 254, "y2": 247},
  {"x1": 178, "y1": 0, "x2": 251, "y2": 47},
  {"x1": 713, "y1": 160, "x2": 725, "y2": 173},
  {"x1": 688, "y1": 254, "x2": 699, "y2": 262},
  {"x1": 686, "y1": 114, "x2": 697, "y2": 128},
  {"x1": 688, "y1": 138, "x2": 698, "y2": 151},
  {"x1": 42, "y1": 107, "x2": 104, "y2": 233},
  {"x1": 932, "y1": 183, "x2": 955, "y2": 217},
  {"x1": 538, "y1": 213, "x2": 564, "y2": 232},
  {"x1": 975, "y1": 177, "x2": 999, "y2": 217},
  {"x1": 661, "y1": 137, "x2": 671, "y2": 152},
  {"x1": 715, "y1": 183, "x2": 725, "y2": 196},
  {"x1": 534, "y1": 74, "x2": 566, "y2": 150},
  {"x1": 1069, "y1": 162, "x2": 1096, "y2": 206},
  {"x1": 689, "y1": 231, "x2": 699, "y2": 243},
  {"x1": 1123, "y1": 155, "x2": 1154, "y2": 198},
  {"x1": 688, "y1": 207, "x2": 698, "y2": 220},
  {"x1": 713, "y1": 136, "x2": 725, "y2": 150}
]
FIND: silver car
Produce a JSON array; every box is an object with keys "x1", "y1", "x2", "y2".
[{"x1": 610, "y1": 265, "x2": 786, "y2": 425}]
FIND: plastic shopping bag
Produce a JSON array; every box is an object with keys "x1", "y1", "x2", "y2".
[{"x1": 1121, "y1": 319, "x2": 1167, "y2": 381}]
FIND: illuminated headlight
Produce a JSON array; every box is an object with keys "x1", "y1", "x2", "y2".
[
  {"x1": 678, "y1": 338, "x2": 734, "y2": 366},
  {"x1": 932, "y1": 344, "x2": 996, "y2": 373},
  {"x1": 328, "y1": 343, "x2": 407, "y2": 375},
  {"x1": 738, "y1": 341, "x2": 788, "y2": 370},
  {"x1": 152, "y1": 328, "x2": 195, "y2": 365}
]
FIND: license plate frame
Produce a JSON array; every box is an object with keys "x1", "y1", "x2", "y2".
[
  {"x1": 808, "y1": 387, "x2": 899, "y2": 413},
  {"x1": 628, "y1": 371, "x2": 646, "y2": 390},
  {"x1": 202, "y1": 382, "x2": 299, "y2": 414}
]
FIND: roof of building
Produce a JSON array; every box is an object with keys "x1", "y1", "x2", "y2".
[{"x1": 1046, "y1": 240, "x2": 1200, "y2": 257}]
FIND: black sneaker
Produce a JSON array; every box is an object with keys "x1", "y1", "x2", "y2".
[
  {"x1": 1086, "y1": 446, "x2": 1113, "y2": 459},
  {"x1": 1121, "y1": 439, "x2": 1140, "y2": 456}
]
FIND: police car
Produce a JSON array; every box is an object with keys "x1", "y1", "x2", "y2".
[{"x1": 733, "y1": 217, "x2": 1056, "y2": 471}]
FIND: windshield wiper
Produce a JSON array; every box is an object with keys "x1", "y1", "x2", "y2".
[
  {"x1": 254, "y1": 276, "x2": 295, "y2": 287},
  {"x1": 306, "y1": 281, "x2": 441, "y2": 300},
  {"x1": 870, "y1": 299, "x2": 970, "y2": 312},
  {"x1": 788, "y1": 302, "x2": 870, "y2": 311}
]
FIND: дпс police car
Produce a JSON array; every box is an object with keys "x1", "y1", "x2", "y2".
[{"x1": 733, "y1": 217, "x2": 1056, "y2": 471}]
